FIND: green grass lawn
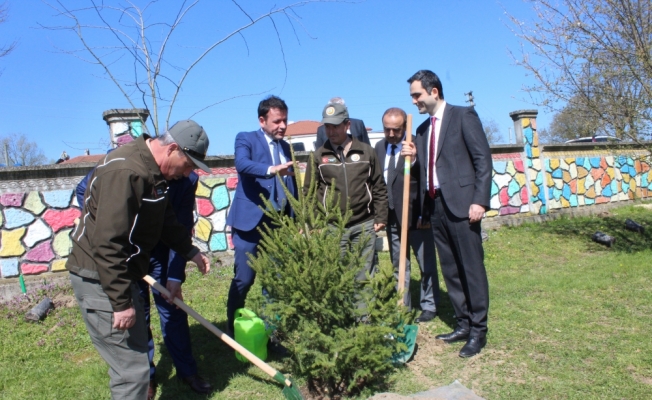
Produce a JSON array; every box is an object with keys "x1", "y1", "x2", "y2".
[{"x1": 2, "y1": 205, "x2": 652, "y2": 399}]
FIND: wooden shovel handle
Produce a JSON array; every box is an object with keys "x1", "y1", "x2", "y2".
[
  {"x1": 397, "y1": 115, "x2": 412, "y2": 306},
  {"x1": 142, "y1": 275, "x2": 292, "y2": 387}
]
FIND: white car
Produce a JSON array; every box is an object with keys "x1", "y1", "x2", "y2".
[{"x1": 565, "y1": 136, "x2": 621, "y2": 143}]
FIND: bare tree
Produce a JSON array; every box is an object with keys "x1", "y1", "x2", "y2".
[
  {"x1": 541, "y1": 97, "x2": 604, "y2": 143},
  {"x1": 481, "y1": 118, "x2": 501, "y2": 145},
  {"x1": 43, "y1": 0, "x2": 328, "y2": 136},
  {"x1": 0, "y1": 2, "x2": 17, "y2": 59},
  {"x1": 507, "y1": 0, "x2": 652, "y2": 142},
  {"x1": 1, "y1": 134, "x2": 48, "y2": 166}
]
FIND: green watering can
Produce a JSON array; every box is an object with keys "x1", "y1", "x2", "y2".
[{"x1": 234, "y1": 308, "x2": 269, "y2": 363}]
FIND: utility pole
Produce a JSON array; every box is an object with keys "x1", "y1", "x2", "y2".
[
  {"x1": 4, "y1": 143, "x2": 8, "y2": 166},
  {"x1": 464, "y1": 91, "x2": 475, "y2": 107}
]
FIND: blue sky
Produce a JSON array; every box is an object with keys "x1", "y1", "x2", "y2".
[{"x1": 0, "y1": 0, "x2": 548, "y2": 161}]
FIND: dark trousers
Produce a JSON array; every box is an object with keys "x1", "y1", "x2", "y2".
[
  {"x1": 386, "y1": 209, "x2": 439, "y2": 312},
  {"x1": 137, "y1": 257, "x2": 197, "y2": 380},
  {"x1": 227, "y1": 226, "x2": 263, "y2": 333},
  {"x1": 429, "y1": 195, "x2": 489, "y2": 337},
  {"x1": 340, "y1": 219, "x2": 377, "y2": 281}
]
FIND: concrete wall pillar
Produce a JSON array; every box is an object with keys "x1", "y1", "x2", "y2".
[
  {"x1": 509, "y1": 109, "x2": 546, "y2": 214},
  {"x1": 102, "y1": 109, "x2": 150, "y2": 149}
]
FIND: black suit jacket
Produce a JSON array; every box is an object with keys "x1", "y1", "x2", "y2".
[
  {"x1": 315, "y1": 118, "x2": 369, "y2": 149},
  {"x1": 415, "y1": 104, "x2": 492, "y2": 219},
  {"x1": 374, "y1": 136, "x2": 421, "y2": 229}
]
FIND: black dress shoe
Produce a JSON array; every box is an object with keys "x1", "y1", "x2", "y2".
[
  {"x1": 415, "y1": 310, "x2": 437, "y2": 323},
  {"x1": 435, "y1": 328, "x2": 470, "y2": 343},
  {"x1": 459, "y1": 336, "x2": 487, "y2": 358},
  {"x1": 180, "y1": 374, "x2": 212, "y2": 394}
]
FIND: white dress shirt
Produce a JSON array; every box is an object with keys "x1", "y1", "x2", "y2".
[
  {"x1": 262, "y1": 129, "x2": 288, "y2": 175},
  {"x1": 426, "y1": 101, "x2": 446, "y2": 190}
]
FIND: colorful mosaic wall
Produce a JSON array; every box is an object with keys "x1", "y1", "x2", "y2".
[
  {"x1": 544, "y1": 152, "x2": 652, "y2": 209},
  {"x1": 0, "y1": 190, "x2": 80, "y2": 279},
  {"x1": 486, "y1": 114, "x2": 545, "y2": 217},
  {"x1": 521, "y1": 117, "x2": 546, "y2": 214},
  {"x1": 0, "y1": 167, "x2": 306, "y2": 279},
  {"x1": 0, "y1": 171, "x2": 242, "y2": 279},
  {"x1": 487, "y1": 153, "x2": 529, "y2": 217},
  {"x1": 485, "y1": 110, "x2": 652, "y2": 218},
  {"x1": 190, "y1": 166, "x2": 308, "y2": 253},
  {"x1": 190, "y1": 173, "x2": 237, "y2": 253},
  {"x1": 3, "y1": 116, "x2": 652, "y2": 281}
]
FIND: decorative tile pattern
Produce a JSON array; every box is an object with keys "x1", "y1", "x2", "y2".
[
  {"x1": 195, "y1": 217, "x2": 212, "y2": 242},
  {"x1": 209, "y1": 233, "x2": 227, "y2": 251},
  {"x1": 195, "y1": 182, "x2": 211, "y2": 198},
  {"x1": 488, "y1": 154, "x2": 529, "y2": 217},
  {"x1": 544, "y1": 151, "x2": 652, "y2": 210},
  {"x1": 0, "y1": 193, "x2": 24, "y2": 207},
  {"x1": 53, "y1": 229, "x2": 73, "y2": 257},
  {"x1": 51, "y1": 259, "x2": 68, "y2": 272},
  {"x1": 43, "y1": 208, "x2": 81, "y2": 232},
  {"x1": 42, "y1": 189, "x2": 73, "y2": 209},
  {"x1": 24, "y1": 191, "x2": 46, "y2": 215},
  {"x1": 3, "y1": 208, "x2": 35, "y2": 229},
  {"x1": 0, "y1": 228, "x2": 26, "y2": 257},
  {"x1": 0, "y1": 258, "x2": 19, "y2": 278},
  {"x1": 21, "y1": 263, "x2": 49, "y2": 275},
  {"x1": 24, "y1": 219, "x2": 52, "y2": 248},
  {"x1": 196, "y1": 199, "x2": 215, "y2": 217},
  {"x1": 24, "y1": 240, "x2": 55, "y2": 262},
  {"x1": 4, "y1": 131, "x2": 652, "y2": 281}
]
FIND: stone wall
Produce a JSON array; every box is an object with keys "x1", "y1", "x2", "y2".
[{"x1": 0, "y1": 111, "x2": 651, "y2": 282}]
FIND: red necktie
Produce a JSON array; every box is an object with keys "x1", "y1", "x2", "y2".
[{"x1": 428, "y1": 116, "x2": 437, "y2": 199}]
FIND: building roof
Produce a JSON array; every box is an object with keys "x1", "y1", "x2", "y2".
[
  {"x1": 62, "y1": 154, "x2": 105, "y2": 164},
  {"x1": 286, "y1": 120, "x2": 320, "y2": 137}
]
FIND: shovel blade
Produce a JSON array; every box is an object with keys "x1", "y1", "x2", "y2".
[{"x1": 392, "y1": 324, "x2": 418, "y2": 364}]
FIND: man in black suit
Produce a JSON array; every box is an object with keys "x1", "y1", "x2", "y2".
[
  {"x1": 314, "y1": 97, "x2": 370, "y2": 149},
  {"x1": 374, "y1": 107, "x2": 439, "y2": 323},
  {"x1": 407, "y1": 70, "x2": 492, "y2": 358}
]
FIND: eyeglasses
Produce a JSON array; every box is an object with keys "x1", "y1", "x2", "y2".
[{"x1": 182, "y1": 147, "x2": 205, "y2": 160}]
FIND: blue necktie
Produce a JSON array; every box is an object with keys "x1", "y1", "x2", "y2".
[
  {"x1": 387, "y1": 144, "x2": 397, "y2": 209},
  {"x1": 272, "y1": 140, "x2": 287, "y2": 211}
]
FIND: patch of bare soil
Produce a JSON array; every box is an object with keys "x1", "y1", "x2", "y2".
[
  {"x1": 51, "y1": 293, "x2": 76, "y2": 309},
  {"x1": 405, "y1": 328, "x2": 450, "y2": 379},
  {"x1": 404, "y1": 329, "x2": 531, "y2": 397},
  {"x1": 64, "y1": 350, "x2": 99, "y2": 365},
  {"x1": 634, "y1": 375, "x2": 652, "y2": 385}
]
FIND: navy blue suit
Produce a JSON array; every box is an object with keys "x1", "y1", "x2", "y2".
[
  {"x1": 76, "y1": 170, "x2": 200, "y2": 380},
  {"x1": 226, "y1": 129, "x2": 298, "y2": 332}
]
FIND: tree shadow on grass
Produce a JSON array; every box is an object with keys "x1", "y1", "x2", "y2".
[
  {"x1": 156, "y1": 318, "x2": 285, "y2": 399},
  {"x1": 532, "y1": 209, "x2": 652, "y2": 253}
]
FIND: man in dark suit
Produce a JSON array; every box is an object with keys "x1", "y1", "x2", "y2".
[
  {"x1": 314, "y1": 97, "x2": 370, "y2": 149},
  {"x1": 374, "y1": 107, "x2": 439, "y2": 323},
  {"x1": 407, "y1": 70, "x2": 492, "y2": 358},
  {"x1": 226, "y1": 95, "x2": 298, "y2": 335}
]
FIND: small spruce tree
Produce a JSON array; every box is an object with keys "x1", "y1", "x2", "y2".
[{"x1": 248, "y1": 154, "x2": 411, "y2": 397}]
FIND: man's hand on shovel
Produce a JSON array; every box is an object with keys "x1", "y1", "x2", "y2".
[{"x1": 163, "y1": 280, "x2": 183, "y2": 305}]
